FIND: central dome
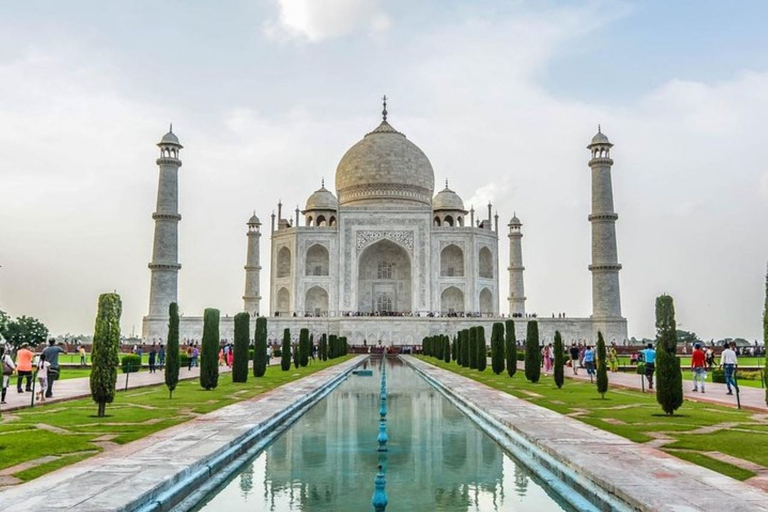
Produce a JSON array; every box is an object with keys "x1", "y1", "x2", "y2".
[{"x1": 335, "y1": 120, "x2": 435, "y2": 207}]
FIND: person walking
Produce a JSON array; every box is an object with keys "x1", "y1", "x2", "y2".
[
  {"x1": 148, "y1": 344, "x2": 157, "y2": 374},
  {"x1": 158, "y1": 344, "x2": 165, "y2": 369},
  {"x1": 79, "y1": 345, "x2": 87, "y2": 366},
  {"x1": 191, "y1": 345, "x2": 199, "y2": 369},
  {"x1": 15, "y1": 343, "x2": 34, "y2": 393},
  {"x1": 543, "y1": 344, "x2": 553, "y2": 374},
  {"x1": 608, "y1": 343, "x2": 619, "y2": 373},
  {"x1": 691, "y1": 343, "x2": 707, "y2": 393},
  {"x1": 569, "y1": 343, "x2": 580, "y2": 375},
  {"x1": 187, "y1": 345, "x2": 194, "y2": 371},
  {"x1": 41, "y1": 339, "x2": 66, "y2": 398},
  {"x1": 719, "y1": 342, "x2": 739, "y2": 395},
  {"x1": 641, "y1": 343, "x2": 656, "y2": 390},
  {"x1": 583, "y1": 345, "x2": 596, "y2": 379},
  {"x1": 35, "y1": 354, "x2": 50, "y2": 403},
  {"x1": 2, "y1": 346, "x2": 16, "y2": 404}
]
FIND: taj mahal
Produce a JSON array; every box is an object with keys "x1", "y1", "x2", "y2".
[{"x1": 142, "y1": 99, "x2": 627, "y2": 345}]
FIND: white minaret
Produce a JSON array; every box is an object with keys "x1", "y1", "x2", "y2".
[
  {"x1": 507, "y1": 214, "x2": 526, "y2": 316},
  {"x1": 587, "y1": 127, "x2": 622, "y2": 319},
  {"x1": 147, "y1": 126, "x2": 182, "y2": 320},
  {"x1": 243, "y1": 213, "x2": 262, "y2": 315}
]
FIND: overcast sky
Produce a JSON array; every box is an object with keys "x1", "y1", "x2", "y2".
[{"x1": 1, "y1": 0, "x2": 767, "y2": 341}]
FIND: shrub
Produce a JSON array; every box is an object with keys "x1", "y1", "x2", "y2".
[
  {"x1": 655, "y1": 295, "x2": 683, "y2": 415},
  {"x1": 491, "y1": 323, "x2": 505, "y2": 375},
  {"x1": 165, "y1": 302, "x2": 180, "y2": 398},
  {"x1": 253, "y1": 317, "x2": 267, "y2": 377},
  {"x1": 120, "y1": 354, "x2": 141, "y2": 374},
  {"x1": 524, "y1": 321, "x2": 541, "y2": 383},
  {"x1": 179, "y1": 352, "x2": 189, "y2": 368},
  {"x1": 516, "y1": 351, "x2": 525, "y2": 361},
  {"x1": 91, "y1": 293, "x2": 122, "y2": 417},
  {"x1": 553, "y1": 330, "x2": 564, "y2": 389},
  {"x1": 232, "y1": 312, "x2": 249, "y2": 383},
  {"x1": 200, "y1": 308, "x2": 220, "y2": 390},
  {"x1": 476, "y1": 326, "x2": 487, "y2": 372},
  {"x1": 281, "y1": 329, "x2": 292, "y2": 371},
  {"x1": 596, "y1": 331, "x2": 608, "y2": 398},
  {"x1": 505, "y1": 320, "x2": 516, "y2": 377}
]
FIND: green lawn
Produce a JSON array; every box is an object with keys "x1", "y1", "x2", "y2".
[
  {"x1": 0, "y1": 356, "x2": 352, "y2": 482},
  {"x1": 417, "y1": 356, "x2": 767, "y2": 482}
]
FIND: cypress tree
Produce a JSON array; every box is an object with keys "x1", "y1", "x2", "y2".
[
  {"x1": 281, "y1": 328, "x2": 292, "y2": 370},
  {"x1": 451, "y1": 335, "x2": 457, "y2": 362},
  {"x1": 200, "y1": 308, "x2": 220, "y2": 390},
  {"x1": 456, "y1": 333, "x2": 462, "y2": 366},
  {"x1": 321, "y1": 333, "x2": 328, "y2": 361},
  {"x1": 505, "y1": 319, "x2": 517, "y2": 377},
  {"x1": 309, "y1": 333, "x2": 314, "y2": 363},
  {"x1": 90, "y1": 293, "x2": 121, "y2": 417},
  {"x1": 468, "y1": 327, "x2": 478, "y2": 369},
  {"x1": 490, "y1": 323, "x2": 504, "y2": 375},
  {"x1": 524, "y1": 321, "x2": 541, "y2": 383},
  {"x1": 299, "y1": 328, "x2": 310, "y2": 367},
  {"x1": 443, "y1": 336, "x2": 451, "y2": 364},
  {"x1": 253, "y1": 317, "x2": 267, "y2": 377},
  {"x1": 232, "y1": 312, "x2": 250, "y2": 383},
  {"x1": 293, "y1": 342, "x2": 300, "y2": 368},
  {"x1": 596, "y1": 331, "x2": 608, "y2": 398},
  {"x1": 553, "y1": 330, "x2": 564, "y2": 389},
  {"x1": 461, "y1": 329, "x2": 470, "y2": 367},
  {"x1": 329, "y1": 334, "x2": 337, "y2": 359},
  {"x1": 476, "y1": 326, "x2": 487, "y2": 372},
  {"x1": 165, "y1": 302, "x2": 180, "y2": 399},
  {"x1": 655, "y1": 294, "x2": 683, "y2": 415}
]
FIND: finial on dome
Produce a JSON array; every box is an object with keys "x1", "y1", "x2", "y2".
[
  {"x1": 598, "y1": 124, "x2": 601, "y2": 134},
  {"x1": 382, "y1": 95, "x2": 388, "y2": 122},
  {"x1": 170, "y1": 122, "x2": 173, "y2": 133},
  {"x1": 445, "y1": 178, "x2": 449, "y2": 189},
  {"x1": 321, "y1": 177, "x2": 325, "y2": 188}
]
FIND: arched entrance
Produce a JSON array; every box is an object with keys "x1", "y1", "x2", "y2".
[
  {"x1": 440, "y1": 286, "x2": 464, "y2": 315},
  {"x1": 357, "y1": 239, "x2": 412, "y2": 314}
]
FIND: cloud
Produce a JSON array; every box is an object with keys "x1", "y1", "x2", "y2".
[{"x1": 264, "y1": 0, "x2": 390, "y2": 42}]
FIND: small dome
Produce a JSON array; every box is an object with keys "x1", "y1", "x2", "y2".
[
  {"x1": 433, "y1": 183, "x2": 465, "y2": 211},
  {"x1": 248, "y1": 213, "x2": 261, "y2": 225},
  {"x1": 509, "y1": 213, "x2": 521, "y2": 226},
  {"x1": 305, "y1": 184, "x2": 338, "y2": 211},
  {"x1": 159, "y1": 126, "x2": 182, "y2": 147},
  {"x1": 589, "y1": 127, "x2": 611, "y2": 146},
  {"x1": 335, "y1": 120, "x2": 434, "y2": 207}
]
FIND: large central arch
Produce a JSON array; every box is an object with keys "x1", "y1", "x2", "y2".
[{"x1": 357, "y1": 239, "x2": 412, "y2": 314}]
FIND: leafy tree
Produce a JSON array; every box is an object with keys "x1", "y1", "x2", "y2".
[
  {"x1": 165, "y1": 302, "x2": 180, "y2": 398},
  {"x1": 553, "y1": 330, "x2": 564, "y2": 389},
  {"x1": 524, "y1": 321, "x2": 541, "y2": 383},
  {"x1": 596, "y1": 331, "x2": 608, "y2": 398},
  {"x1": 90, "y1": 293, "x2": 121, "y2": 417},
  {"x1": 281, "y1": 329, "x2": 292, "y2": 370},
  {"x1": 443, "y1": 336, "x2": 451, "y2": 364},
  {"x1": 4, "y1": 315, "x2": 49, "y2": 349},
  {"x1": 0, "y1": 309, "x2": 9, "y2": 341},
  {"x1": 505, "y1": 319, "x2": 517, "y2": 377},
  {"x1": 253, "y1": 317, "x2": 267, "y2": 377},
  {"x1": 491, "y1": 323, "x2": 505, "y2": 375},
  {"x1": 476, "y1": 326, "x2": 487, "y2": 372},
  {"x1": 468, "y1": 327, "x2": 478, "y2": 369},
  {"x1": 200, "y1": 308, "x2": 220, "y2": 390},
  {"x1": 232, "y1": 313, "x2": 249, "y2": 383},
  {"x1": 655, "y1": 294, "x2": 683, "y2": 415},
  {"x1": 299, "y1": 328, "x2": 310, "y2": 367}
]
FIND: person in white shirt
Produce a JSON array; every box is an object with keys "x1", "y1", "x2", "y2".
[
  {"x1": 36, "y1": 354, "x2": 51, "y2": 402},
  {"x1": 719, "y1": 342, "x2": 739, "y2": 395},
  {"x1": 1, "y1": 346, "x2": 16, "y2": 404}
]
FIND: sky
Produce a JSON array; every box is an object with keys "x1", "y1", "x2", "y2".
[{"x1": 1, "y1": 0, "x2": 767, "y2": 341}]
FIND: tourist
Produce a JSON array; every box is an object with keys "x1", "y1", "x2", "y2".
[
  {"x1": 266, "y1": 344, "x2": 272, "y2": 366},
  {"x1": 41, "y1": 339, "x2": 66, "y2": 398},
  {"x1": 148, "y1": 344, "x2": 157, "y2": 373},
  {"x1": 641, "y1": 343, "x2": 656, "y2": 390},
  {"x1": 15, "y1": 342, "x2": 34, "y2": 393},
  {"x1": 705, "y1": 346, "x2": 715, "y2": 370},
  {"x1": 191, "y1": 345, "x2": 199, "y2": 369},
  {"x1": 78, "y1": 345, "x2": 87, "y2": 366},
  {"x1": 719, "y1": 342, "x2": 739, "y2": 395},
  {"x1": 136, "y1": 345, "x2": 143, "y2": 360},
  {"x1": 691, "y1": 343, "x2": 707, "y2": 393},
  {"x1": 583, "y1": 345, "x2": 595, "y2": 378},
  {"x1": 227, "y1": 344, "x2": 234, "y2": 367},
  {"x1": 35, "y1": 354, "x2": 50, "y2": 403},
  {"x1": 1, "y1": 346, "x2": 16, "y2": 404},
  {"x1": 543, "y1": 344, "x2": 552, "y2": 374},
  {"x1": 218, "y1": 346, "x2": 225, "y2": 366},
  {"x1": 158, "y1": 344, "x2": 165, "y2": 369},
  {"x1": 569, "y1": 343, "x2": 580, "y2": 375},
  {"x1": 608, "y1": 343, "x2": 619, "y2": 373}
]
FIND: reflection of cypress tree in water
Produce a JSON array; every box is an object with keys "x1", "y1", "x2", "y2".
[
  {"x1": 238, "y1": 462, "x2": 253, "y2": 498},
  {"x1": 515, "y1": 462, "x2": 529, "y2": 496}
]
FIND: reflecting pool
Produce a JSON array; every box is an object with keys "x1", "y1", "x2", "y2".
[{"x1": 195, "y1": 358, "x2": 574, "y2": 511}]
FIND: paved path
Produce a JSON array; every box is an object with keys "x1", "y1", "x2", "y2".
[
  {"x1": 0, "y1": 360, "x2": 267, "y2": 413},
  {"x1": 0, "y1": 356, "x2": 365, "y2": 511},
  {"x1": 410, "y1": 356, "x2": 768, "y2": 512}
]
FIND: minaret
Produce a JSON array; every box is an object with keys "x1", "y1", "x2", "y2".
[
  {"x1": 507, "y1": 214, "x2": 526, "y2": 316},
  {"x1": 243, "y1": 213, "x2": 262, "y2": 315},
  {"x1": 148, "y1": 125, "x2": 182, "y2": 319},
  {"x1": 587, "y1": 127, "x2": 622, "y2": 318}
]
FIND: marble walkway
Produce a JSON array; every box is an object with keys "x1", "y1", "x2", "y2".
[
  {"x1": 410, "y1": 356, "x2": 768, "y2": 512},
  {"x1": 0, "y1": 356, "x2": 365, "y2": 511}
]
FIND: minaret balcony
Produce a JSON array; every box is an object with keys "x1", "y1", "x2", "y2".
[
  {"x1": 587, "y1": 213, "x2": 618, "y2": 221},
  {"x1": 152, "y1": 212, "x2": 182, "y2": 221},
  {"x1": 148, "y1": 263, "x2": 182, "y2": 270},
  {"x1": 156, "y1": 157, "x2": 182, "y2": 166},
  {"x1": 588, "y1": 263, "x2": 622, "y2": 272},
  {"x1": 588, "y1": 156, "x2": 613, "y2": 166}
]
